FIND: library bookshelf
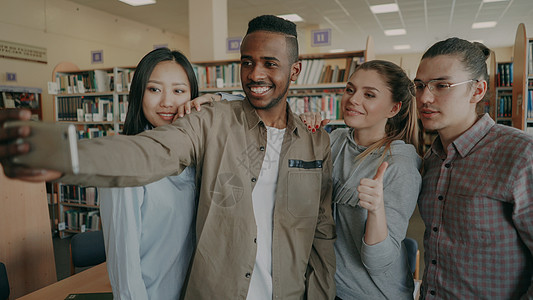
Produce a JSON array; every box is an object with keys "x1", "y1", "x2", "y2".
[
  {"x1": 490, "y1": 23, "x2": 533, "y2": 135},
  {"x1": 51, "y1": 64, "x2": 134, "y2": 238},
  {"x1": 494, "y1": 61, "x2": 513, "y2": 126},
  {"x1": 193, "y1": 43, "x2": 374, "y2": 125},
  {"x1": 0, "y1": 85, "x2": 43, "y2": 120}
]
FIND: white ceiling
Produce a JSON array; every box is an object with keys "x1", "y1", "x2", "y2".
[{"x1": 68, "y1": 0, "x2": 533, "y2": 55}]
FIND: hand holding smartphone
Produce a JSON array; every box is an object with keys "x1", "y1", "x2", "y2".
[{"x1": 3, "y1": 121, "x2": 80, "y2": 174}]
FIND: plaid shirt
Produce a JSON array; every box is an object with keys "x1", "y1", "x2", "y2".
[{"x1": 419, "y1": 114, "x2": 533, "y2": 299}]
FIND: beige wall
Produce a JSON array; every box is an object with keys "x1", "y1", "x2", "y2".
[{"x1": 0, "y1": 0, "x2": 189, "y2": 121}]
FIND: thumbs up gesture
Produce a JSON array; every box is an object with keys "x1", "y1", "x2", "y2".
[{"x1": 357, "y1": 161, "x2": 388, "y2": 213}]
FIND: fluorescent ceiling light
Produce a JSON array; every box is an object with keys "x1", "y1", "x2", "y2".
[
  {"x1": 384, "y1": 28, "x2": 406, "y2": 36},
  {"x1": 119, "y1": 0, "x2": 156, "y2": 6},
  {"x1": 472, "y1": 21, "x2": 497, "y2": 29},
  {"x1": 329, "y1": 49, "x2": 346, "y2": 53},
  {"x1": 393, "y1": 44, "x2": 411, "y2": 50},
  {"x1": 370, "y1": 3, "x2": 399, "y2": 14},
  {"x1": 277, "y1": 14, "x2": 304, "y2": 22},
  {"x1": 482, "y1": 0, "x2": 507, "y2": 3}
]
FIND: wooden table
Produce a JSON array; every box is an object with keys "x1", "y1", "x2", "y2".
[{"x1": 17, "y1": 263, "x2": 111, "y2": 300}]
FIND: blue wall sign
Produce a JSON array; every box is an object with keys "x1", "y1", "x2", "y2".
[{"x1": 311, "y1": 29, "x2": 332, "y2": 47}]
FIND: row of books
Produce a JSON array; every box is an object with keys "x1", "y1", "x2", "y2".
[
  {"x1": 496, "y1": 62, "x2": 513, "y2": 87},
  {"x1": 194, "y1": 63, "x2": 241, "y2": 89},
  {"x1": 294, "y1": 56, "x2": 364, "y2": 86},
  {"x1": 0, "y1": 91, "x2": 40, "y2": 109},
  {"x1": 77, "y1": 126, "x2": 116, "y2": 139},
  {"x1": 287, "y1": 94, "x2": 344, "y2": 120},
  {"x1": 496, "y1": 91, "x2": 533, "y2": 119},
  {"x1": 56, "y1": 96, "x2": 128, "y2": 123},
  {"x1": 115, "y1": 69, "x2": 135, "y2": 93},
  {"x1": 60, "y1": 185, "x2": 99, "y2": 206},
  {"x1": 56, "y1": 70, "x2": 112, "y2": 94},
  {"x1": 497, "y1": 94, "x2": 512, "y2": 118},
  {"x1": 64, "y1": 209, "x2": 101, "y2": 232},
  {"x1": 192, "y1": 55, "x2": 365, "y2": 89}
]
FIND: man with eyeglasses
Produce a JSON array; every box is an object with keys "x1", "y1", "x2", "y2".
[{"x1": 414, "y1": 38, "x2": 533, "y2": 299}]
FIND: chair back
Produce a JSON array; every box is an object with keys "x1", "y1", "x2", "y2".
[
  {"x1": 0, "y1": 262, "x2": 9, "y2": 300},
  {"x1": 403, "y1": 237, "x2": 420, "y2": 280},
  {"x1": 70, "y1": 231, "x2": 106, "y2": 275}
]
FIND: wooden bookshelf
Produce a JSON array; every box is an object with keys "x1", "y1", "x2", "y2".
[
  {"x1": 489, "y1": 23, "x2": 533, "y2": 134},
  {"x1": 50, "y1": 64, "x2": 133, "y2": 238},
  {"x1": 58, "y1": 183, "x2": 101, "y2": 238},
  {"x1": 193, "y1": 38, "x2": 374, "y2": 124},
  {"x1": 0, "y1": 85, "x2": 43, "y2": 120}
]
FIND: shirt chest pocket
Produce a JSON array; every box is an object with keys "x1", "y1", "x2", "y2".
[{"x1": 287, "y1": 170, "x2": 321, "y2": 218}]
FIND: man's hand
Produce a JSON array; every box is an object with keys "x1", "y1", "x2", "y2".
[{"x1": 0, "y1": 109, "x2": 62, "y2": 181}]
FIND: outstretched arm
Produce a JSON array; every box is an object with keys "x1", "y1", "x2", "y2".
[{"x1": 0, "y1": 109, "x2": 61, "y2": 181}]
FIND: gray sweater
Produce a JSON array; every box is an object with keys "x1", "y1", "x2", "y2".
[{"x1": 331, "y1": 128, "x2": 422, "y2": 300}]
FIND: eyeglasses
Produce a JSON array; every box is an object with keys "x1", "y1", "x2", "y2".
[{"x1": 414, "y1": 79, "x2": 479, "y2": 96}]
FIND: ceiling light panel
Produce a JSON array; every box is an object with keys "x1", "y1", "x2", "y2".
[
  {"x1": 276, "y1": 14, "x2": 304, "y2": 22},
  {"x1": 384, "y1": 28, "x2": 406, "y2": 36},
  {"x1": 393, "y1": 44, "x2": 411, "y2": 50},
  {"x1": 472, "y1": 21, "x2": 497, "y2": 29},
  {"x1": 370, "y1": 3, "x2": 399, "y2": 14},
  {"x1": 119, "y1": 0, "x2": 156, "y2": 6}
]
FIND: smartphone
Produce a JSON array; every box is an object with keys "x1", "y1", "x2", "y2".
[{"x1": 4, "y1": 121, "x2": 80, "y2": 174}]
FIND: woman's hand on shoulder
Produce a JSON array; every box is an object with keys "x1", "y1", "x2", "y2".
[
  {"x1": 174, "y1": 93, "x2": 221, "y2": 121},
  {"x1": 299, "y1": 112, "x2": 330, "y2": 133}
]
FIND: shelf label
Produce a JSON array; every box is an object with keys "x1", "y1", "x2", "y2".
[
  {"x1": 6, "y1": 72, "x2": 16, "y2": 81},
  {"x1": 58, "y1": 222, "x2": 66, "y2": 231},
  {"x1": 311, "y1": 29, "x2": 331, "y2": 47},
  {"x1": 91, "y1": 50, "x2": 103, "y2": 64},
  {"x1": 81, "y1": 224, "x2": 86, "y2": 233},
  {"x1": 227, "y1": 37, "x2": 242, "y2": 53}
]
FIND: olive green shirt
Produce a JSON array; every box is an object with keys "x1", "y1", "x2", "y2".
[{"x1": 61, "y1": 99, "x2": 336, "y2": 300}]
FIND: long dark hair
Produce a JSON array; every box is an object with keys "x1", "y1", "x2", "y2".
[{"x1": 123, "y1": 48, "x2": 199, "y2": 135}]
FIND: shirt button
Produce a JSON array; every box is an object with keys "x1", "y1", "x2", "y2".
[
  {"x1": 259, "y1": 146, "x2": 265, "y2": 151},
  {"x1": 245, "y1": 272, "x2": 251, "y2": 278},
  {"x1": 445, "y1": 163, "x2": 451, "y2": 168},
  {"x1": 431, "y1": 259, "x2": 437, "y2": 265},
  {"x1": 433, "y1": 227, "x2": 438, "y2": 232},
  {"x1": 438, "y1": 195, "x2": 444, "y2": 201},
  {"x1": 430, "y1": 290, "x2": 436, "y2": 296},
  {"x1": 251, "y1": 177, "x2": 257, "y2": 182}
]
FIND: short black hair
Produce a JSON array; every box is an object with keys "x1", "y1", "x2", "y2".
[
  {"x1": 246, "y1": 15, "x2": 298, "y2": 37},
  {"x1": 245, "y1": 15, "x2": 299, "y2": 63}
]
